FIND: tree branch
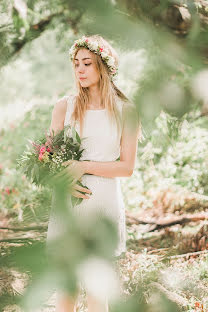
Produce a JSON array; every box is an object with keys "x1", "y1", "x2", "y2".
[{"x1": 126, "y1": 211, "x2": 208, "y2": 232}]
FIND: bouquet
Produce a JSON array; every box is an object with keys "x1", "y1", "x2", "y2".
[{"x1": 17, "y1": 125, "x2": 89, "y2": 204}]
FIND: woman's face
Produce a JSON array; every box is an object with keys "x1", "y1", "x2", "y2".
[{"x1": 74, "y1": 48, "x2": 100, "y2": 88}]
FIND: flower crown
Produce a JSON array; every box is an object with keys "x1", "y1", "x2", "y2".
[{"x1": 68, "y1": 36, "x2": 118, "y2": 79}]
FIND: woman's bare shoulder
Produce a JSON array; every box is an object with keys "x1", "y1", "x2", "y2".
[
  {"x1": 50, "y1": 95, "x2": 73, "y2": 133},
  {"x1": 50, "y1": 96, "x2": 70, "y2": 128},
  {"x1": 54, "y1": 95, "x2": 69, "y2": 111},
  {"x1": 55, "y1": 94, "x2": 77, "y2": 111}
]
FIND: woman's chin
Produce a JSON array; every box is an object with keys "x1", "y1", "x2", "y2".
[
  {"x1": 79, "y1": 80, "x2": 98, "y2": 88},
  {"x1": 80, "y1": 80, "x2": 89, "y2": 87}
]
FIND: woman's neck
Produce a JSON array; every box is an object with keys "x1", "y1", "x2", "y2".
[{"x1": 88, "y1": 84, "x2": 103, "y2": 109}]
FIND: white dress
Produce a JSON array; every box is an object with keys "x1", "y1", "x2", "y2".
[{"x1": 46, "y1": 94, "x2": 127, "y2": 257}]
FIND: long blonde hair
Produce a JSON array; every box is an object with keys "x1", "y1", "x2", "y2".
[{"x1": 70, "y1": 34, "x2": 141, "y2": 139}]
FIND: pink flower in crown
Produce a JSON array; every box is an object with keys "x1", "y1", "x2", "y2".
[
  {"x1": 99, "y1": 47, "x2": 104, "y2": 52},
  {"x1": 40, "y1": 145, "x2": 46, "y2": 153},
  {"x1": 85, "y1": 38, "x2": 89, "y2": 42}
]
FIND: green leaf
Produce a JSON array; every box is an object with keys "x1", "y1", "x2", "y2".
[
  {"x1": 31, "y1": 167, "x2": 35, "y2": 181},
  {"x1": 64, "y1": 128, "x2": 67, "y2": 143},
  {"x1": 76, "y1": 131, "x2": 81, "y2": 144},
  {"x1": 34, "y1": 163, "x2": 40, "y2": 182},
  {"x1": 71, "y1": 126, "x2": 76, "y2": 141}
]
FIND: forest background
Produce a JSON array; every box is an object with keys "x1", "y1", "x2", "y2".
[{"x1": 0, "y1": 0, "x2": 208, "y2": 311}]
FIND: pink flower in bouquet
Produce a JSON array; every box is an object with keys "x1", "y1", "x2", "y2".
[
  {"x1": 40, "y1": 145, "x2": 46, "y2": 153},
  {"x1": 46, "y1": 147, "x2": 51, "y2": 153},
  {"x1": 5, "y1": 187, "x2": 10, "y2": 195},
  {"x1": 39, "y1": 153, "x2": 44, "y2": 161}
]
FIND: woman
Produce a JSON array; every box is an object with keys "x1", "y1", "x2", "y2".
[{"x1": 47, "y1": 34, "x2": 142, "y2": 312}]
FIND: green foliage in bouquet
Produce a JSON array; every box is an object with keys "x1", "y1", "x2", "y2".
[{"x1": 17, "y1": 125, "x2": 89, "y2": 197}]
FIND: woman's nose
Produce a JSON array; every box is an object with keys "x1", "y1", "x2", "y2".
[{"x1": 78, "y1": 65, "x2": 85, "y2": 73}]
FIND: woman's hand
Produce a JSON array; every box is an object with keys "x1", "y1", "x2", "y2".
[
  {"x1": 62, "y1": 160, "x2": 92, "y2": 199},
  {"x1": 62, "y1": 159, "x2": 86, "y2": 184},
  {"x1": 71, "y1": 181, "x2": 92, "y2": 199}
]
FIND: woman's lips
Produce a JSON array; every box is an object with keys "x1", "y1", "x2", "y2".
[{"x1": 79, "y1": 77, "x2": 86, "y2": 80}]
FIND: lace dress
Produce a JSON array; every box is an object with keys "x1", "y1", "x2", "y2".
[{"x1": 46, "y1": 94, "x2": 127, "y2": 257}]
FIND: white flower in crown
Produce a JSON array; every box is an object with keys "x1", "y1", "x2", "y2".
[
  {"x1": 89, "y1": 41, "x2": 98, "y2": 51},
  {"x1": 68, "y1": 36, "x2": 118, "y2": 79},
  {"x1": 107, "y1": 56, "x2": 115, "y2": 67},
  {"x1": 69, "y1": 46, "x2": 75, "y2": 56},
  {"x1": 100, "y1": 51, "x2": 109, "y2": 59}
]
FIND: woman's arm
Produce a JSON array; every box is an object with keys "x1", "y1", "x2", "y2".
[
  {"x1": 49, "y1": 96, "x2": 68, "y2": 136},
  {"x1": 82, "y1": 105, "x2": 142, "y2": 178}
]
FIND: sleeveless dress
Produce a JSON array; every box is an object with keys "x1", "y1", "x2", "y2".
[{"x1": 46, "y1": 94, "x2": 127, "y2": 257}]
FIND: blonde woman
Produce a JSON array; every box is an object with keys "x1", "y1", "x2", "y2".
[{"x1": 47, "y1": 34, "x2": 142, "y2": 312}]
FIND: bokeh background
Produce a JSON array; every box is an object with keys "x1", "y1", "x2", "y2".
[{"x1": 1, "y1": 0, "x2": 208, "y2": 311}]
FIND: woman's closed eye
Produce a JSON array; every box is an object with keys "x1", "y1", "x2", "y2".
[{"x1": 75, "y1": 63, "x2": 91, "y2": 67}]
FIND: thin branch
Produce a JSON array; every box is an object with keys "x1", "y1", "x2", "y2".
[{"x1": 12, "y1": 11, "x2": 64, "y2": 55}]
